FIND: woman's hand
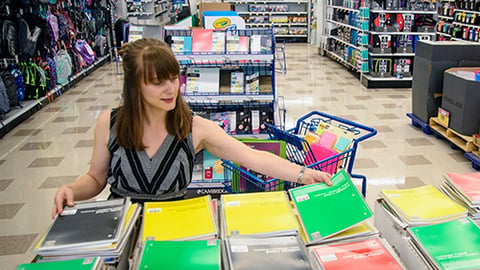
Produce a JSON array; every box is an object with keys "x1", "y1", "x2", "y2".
[
  {"x1": 301, "y1": 168, "x2": 333, "y2": 186},
  {"x1": 51, "y1": 185, "x2": 75, "y2": 218}
]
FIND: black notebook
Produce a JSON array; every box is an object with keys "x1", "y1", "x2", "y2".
[{"x1": 38, "y1": 198, "x2": 127, "y2": 251}]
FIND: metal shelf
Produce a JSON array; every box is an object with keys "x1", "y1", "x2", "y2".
[
  {"x1": 369, "y1": 9, "x2": 437, "y2": 14},
  {"x1": 369, "y1": 52, "x2": 415, "y2": 57}
]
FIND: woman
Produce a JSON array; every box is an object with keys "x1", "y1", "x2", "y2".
[{"x1": 52, "y1": 38, "x2": 332, "y2": 217}]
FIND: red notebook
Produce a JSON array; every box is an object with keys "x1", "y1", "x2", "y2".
[
  {"x1": 192, "y1": 29, "x2": 213, "y2": 53},
  {"x1": 445, "y1": 172, "x2": 480, "y2": 204},
  {"x1": 310, "y1": 238, "x2": 404, "y2": 270}
]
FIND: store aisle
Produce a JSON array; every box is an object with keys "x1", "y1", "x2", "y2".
[{"x1": 0, "y1": 43, "x2": 475, "y2": 269}]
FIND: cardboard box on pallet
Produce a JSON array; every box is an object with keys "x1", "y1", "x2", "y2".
[
  {"x1": 411, "y1": 41, "x2": 480, "y2": 123},
  {"x1": 441, "y1": 67, "x2": 480, "y2": 136}
]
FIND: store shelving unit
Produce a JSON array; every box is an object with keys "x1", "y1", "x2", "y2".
[
  {"x1": 322, "y1": 0, "x2": 440, "y2": 88},
  {"x1": 324, "y1": 0, "x2": 370, "y2": 74},
  {"x1": 225, "y1": 0, "x2": 311, "y2": 42},
  {"x1": 127, "y1": 0, "x2": 173, "y2": 26}
]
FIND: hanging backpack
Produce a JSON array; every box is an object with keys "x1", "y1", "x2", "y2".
[
  {"x1": 39, "y1": 59, "x2": 53, "y2": 90},
  {"x1": 16, "y1": 16, "x2": 42, "y2": 60},
  {"x1": 46, "y1": 56, "x2": 57, "y2": 88},
  {"x1": 94, "y1": 34, "x2": 107, "y2": 57},
  {"x1": 0, "y1": 76, "x2": 10, "y2": 115},
  {"x1": 47, "y1": 12, "x2": 59, "y2": 46},
  {"x1": 54, "y1": 49, "x2": 73, "y2": 85},
  {"x1": 10, "y1": 66, "x2": 25, "y2": 102},
  {"x1": 1, "y1": 19, "x2": 17, "y2": 57},
  {"x1": 22, "y1": 62, "x2": 47, "y2": 100},
  {"x1": 0, "y1": 69, "x2": 18, "y2": 106},
  {"x1": 75, "y1": 39, "x2": 95, "y2": 65}
]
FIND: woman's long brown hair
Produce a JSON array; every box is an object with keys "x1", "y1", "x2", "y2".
[{"x1": 115, "y1": 38, "x2": 192, "y2": 150}]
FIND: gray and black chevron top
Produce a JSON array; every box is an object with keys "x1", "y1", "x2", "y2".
[{"x1": 106, "y1": 109, "x2": 195, "y2": 202}]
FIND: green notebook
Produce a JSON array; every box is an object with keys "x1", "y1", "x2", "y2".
[
  {"x1": 138, "y1": 239, "x2": 220, "y2": 269},
  {"x1": 408, "y1": 218, "x2": 480, "y2": 270},
  {"x1": 16, "y1": 257, "x2": 102, "y2": 270},
  {"x1": 289, "y1": 169, "x2": 372, "y2": 244}
]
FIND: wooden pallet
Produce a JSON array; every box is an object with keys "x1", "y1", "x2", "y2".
[
  {"x1": 472, "y1": 135, "x2": 480, "y2": 157},
  {"x1": 429, "y1": 117, "x2": 479, "y2": 153}
]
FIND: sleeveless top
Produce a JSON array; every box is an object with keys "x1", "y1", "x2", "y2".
[{"x1": 106, "y1": 109, "x2": 195, "y2": 201}]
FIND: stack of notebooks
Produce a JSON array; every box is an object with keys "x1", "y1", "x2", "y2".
[
  {"x1": 224, "y1": 235, "x2": 312, "y2": 270},
  {"x1": 133, "y1": 195, "x2": 221, "y2": 269},
  {"x1": 308, "y1": 236, "x2": 406, "y2": 269},
  {"x1": 220, "y1": 191, "x2": 312, "y2": 269},
  {"x1": 136, "y1": 239, "x2": 221, "y2": 270},
  {"x1": 379, "y1": 185, "x2": 468, "y2": 226},
  {"x1": 16, "y1": 257, "x2": 104, "y2": 270},
  {"x1": 439, "y1": 172, "x2": 480, "y2": 224},
  {"x1": 407, "y1": 217, "x2": 480, "y2": 269},
  {"x1": 140, "y1": 195, "x2": 218, "y2": 242},
  {"x1": 33, "y1": 198, "x2": 140, "y2": 264},
  {"x1": 220, "y1": 191, "x2": 298, "y2": 238}
]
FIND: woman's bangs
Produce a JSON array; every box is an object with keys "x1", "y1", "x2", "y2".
[{"x1": 142, "y1": 47, "x2": 179, "y2": 84}]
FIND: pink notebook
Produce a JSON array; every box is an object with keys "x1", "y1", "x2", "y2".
[
  {"x1": 192, "y1": 29, "x2": 213, "y2": 53},
  {"x1": 304, "y1": 143, "x2": 341, "y2": 174}
]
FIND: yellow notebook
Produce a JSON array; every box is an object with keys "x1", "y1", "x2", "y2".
[
  {"x1": 221, "y1": 191, "x2": 298, "y2": 237},
  {"x1": 380, "y1": 185, "x2": 467, "y2": 225},
  {"x1": 142, "y1": 195, "x2": 217, "y2": 241}
]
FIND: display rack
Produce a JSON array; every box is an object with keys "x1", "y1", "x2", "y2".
[
  {"x1": 165, "y1": 27, "x2": 285, "y2": 189},
  {"x1": 164, "y1": 27, "x2": 281, "y2": 135},
  {"x1": 225, "y1": 0, "x2": 311, "y2": 42},
  {"x1": 437, "y1": 0, "x2": 480, "y2": 43}
]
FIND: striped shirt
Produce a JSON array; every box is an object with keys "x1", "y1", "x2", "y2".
[{"x1": 106, "y1": 109, "x2": 195, "y2": 201}]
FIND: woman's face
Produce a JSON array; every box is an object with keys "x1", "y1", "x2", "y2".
[{"x1": 140, "y1": 75, "x2": 179, "y2": 112}]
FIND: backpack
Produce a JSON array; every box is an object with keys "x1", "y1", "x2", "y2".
[
  {"x1": 21, "y1": 62, "x2": 47, "y2": 100},
  {"x1": 0, "y1": 76, "x2": 10, "y2": 115},
  {"x1": 0, "y1": 69, "x2": 18, "y2": 106},
  {"x1": 24, "y1": 14, "x2": 50, "y2": 57},
  {"x1": 39, "y1": 59, "x2": 53, "y2": 90},
  {"x1": 94, "y1": 34, "x2": 107, "y2": 57},
  {"x1": 75, "y1": 39, "x2": 95, "y2": 65},
  {"x1": 46, "y1": 56, "x2": 57, "y2": 88},
  {"x1": 47, "y1": 13, "x2": 59, "y2": 46},
  {"x1": 54, "y1": 49, "x2": 73, "y2": 85},
  {"x1": 1, "y1": 20, "x2": 17, "y2": 57},
  {"x1": 10, "y1": 66, "x2": 25, "y2": 102},
  {"x1": 16, "y1": 16, "x2": 42, "y2": 59}
]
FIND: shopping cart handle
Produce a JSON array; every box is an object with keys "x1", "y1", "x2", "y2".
[{"x1": 294, "y1": 111, "x2": 377, "y2": 143}]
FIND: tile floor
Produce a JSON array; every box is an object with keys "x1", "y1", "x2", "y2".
[{"x1": 0, "y1": 43, "x2": 476, "y2": 269}]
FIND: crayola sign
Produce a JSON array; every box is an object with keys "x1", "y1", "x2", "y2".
[{"x1": 213, "y1": 17, "x2": 231, "y2": 29}]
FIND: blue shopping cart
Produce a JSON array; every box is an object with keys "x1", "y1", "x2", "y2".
[{"x1": 222, "y1": 111, "x2": 377, "y2": 196}]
